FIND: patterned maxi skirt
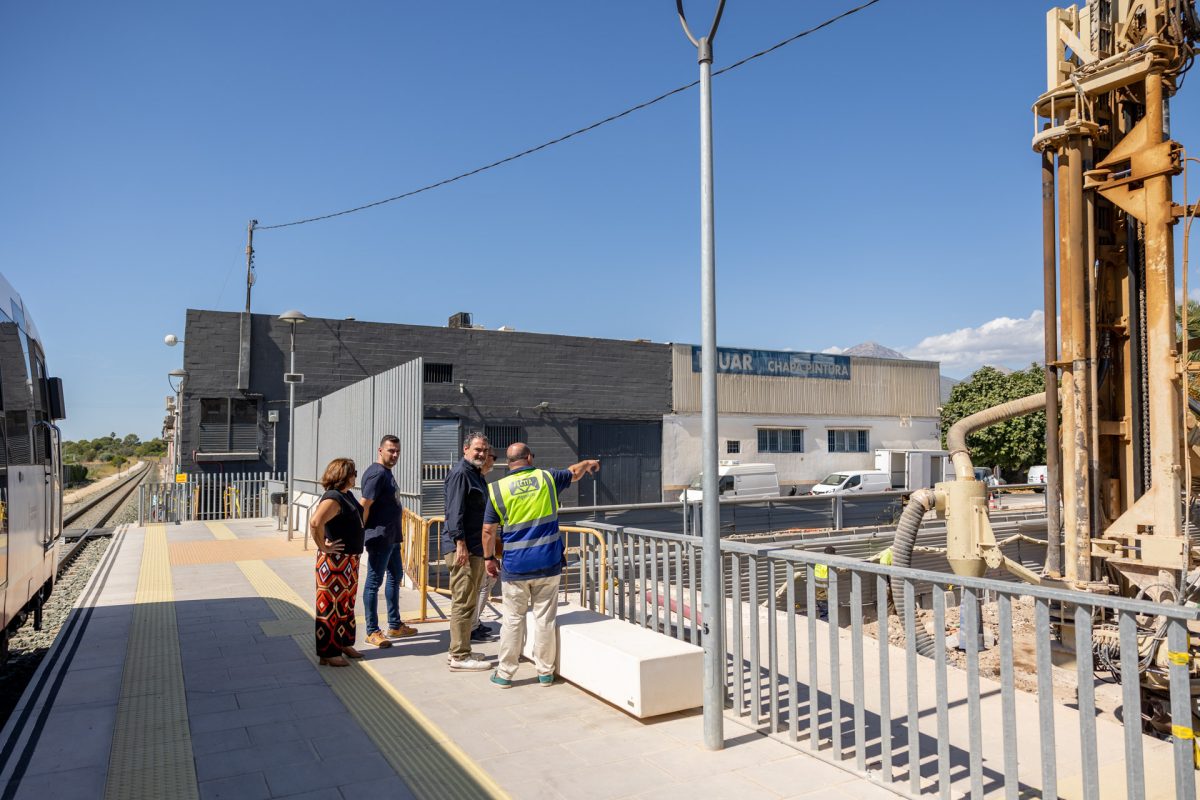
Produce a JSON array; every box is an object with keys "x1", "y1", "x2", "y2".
[{"x1": 315, "y1": 552, "x2": 360, "y2": 659}]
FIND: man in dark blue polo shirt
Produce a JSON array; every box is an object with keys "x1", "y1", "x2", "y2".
[
  {"x1": 361, "y1": 435, "x2": 415, "y2": 648},
  {"x1": 443, "y1": 432, "x2": 492, "y2": 671}
]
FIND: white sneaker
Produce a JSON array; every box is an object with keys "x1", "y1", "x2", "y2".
[
  {"x1": 446, "y1": 651, "x2": 485, "y2": 664},
  {"x1": 448, "y1": 657, "x2": 491, "y2": 672}
]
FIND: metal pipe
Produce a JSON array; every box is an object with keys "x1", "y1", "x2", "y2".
[
  {"x1": 1142, "y1": 71, "x2": 1184, "y2": 543},
  {"x1": 1064, "y1": 136, "x2": 1093, "y2": 583},
  {"x1": 1042, "y1": 148, "x2": 1064, "y2": 576},
  {"x1": 286, "y1": 326, "x2": 297, "y2": 543}
]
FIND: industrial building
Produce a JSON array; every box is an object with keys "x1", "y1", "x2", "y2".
[
  {"x1": 663, "y1": 344, "x2": 941, "y2": 494},
  {"x1": 175, "y1": 308, "x2": 940, "y2": 504}
]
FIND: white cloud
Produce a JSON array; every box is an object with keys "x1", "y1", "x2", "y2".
[
  {"x1": 903, "y1": 311, "x2": 1045, "y2": 377},
  {"x1": 821, "y1": 345, "x2": 847, "y2": 355}
]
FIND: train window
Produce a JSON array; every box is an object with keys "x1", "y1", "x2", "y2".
[{"x1": 0, "y1": 322, "x2": 30, "y2": 414}]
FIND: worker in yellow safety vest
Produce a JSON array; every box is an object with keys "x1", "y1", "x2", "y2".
[
  {"x1": 814, "y1": 545, "x2": 836, "y2": 621},
  {"x1": 482, "y1": 443, "x2": 599, "y2": 689},
  {"x1": 877, "y1": 546, "x2": 897, "y2": 614}
]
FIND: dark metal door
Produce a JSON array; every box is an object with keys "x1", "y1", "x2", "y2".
[{"x1": 577, "y1": 420, "x2": 662, "y2": 506}]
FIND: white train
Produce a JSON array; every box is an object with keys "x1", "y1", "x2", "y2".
[{"x1": 0, "y1": 274, "x2": 65, "y2": 656}]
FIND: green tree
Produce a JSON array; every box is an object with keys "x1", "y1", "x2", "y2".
[{"x1": 940, "y1": 364, "x2": 1047, "y2": 474}]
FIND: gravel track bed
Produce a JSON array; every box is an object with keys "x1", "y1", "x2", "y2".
[{"x1": 0, "y1": 537, "x2": 111, "y2": 728}]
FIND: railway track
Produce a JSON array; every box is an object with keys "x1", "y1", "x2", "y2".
[
  {"x1": 62, "y1": 461, "x2": 152, "y2": 530},
  {"x1": 58, "y1": 463, "x2": 153, "y2": 572}
]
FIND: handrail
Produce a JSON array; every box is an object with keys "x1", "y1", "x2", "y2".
[{"x1": 562, "y1": 525, "x2": 607, "y2": 614}]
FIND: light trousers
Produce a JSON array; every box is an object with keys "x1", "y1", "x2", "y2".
[
  {"x1": 445, "y1": 553, "x2": 485, "y2": 661},
  {"x1": 497, "y1": 574, "x2": 560, "y2": 679}
]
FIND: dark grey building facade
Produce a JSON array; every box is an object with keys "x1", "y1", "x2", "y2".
[{"x1": 180, "y1": 309, "x2": 671, "y2": 506}]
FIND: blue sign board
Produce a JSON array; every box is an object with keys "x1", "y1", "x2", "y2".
[{"x1": 690, "y1": 346, "x2": 851, "y2": 380}]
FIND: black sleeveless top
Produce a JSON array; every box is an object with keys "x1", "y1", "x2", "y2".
[{"x1": 319, "y1": 489, "x2": 365, "y2": 555}]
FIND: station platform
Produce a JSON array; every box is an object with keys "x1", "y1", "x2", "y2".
[{"x1": 0, "y1": 519, "x2": 891, "y2": 800}]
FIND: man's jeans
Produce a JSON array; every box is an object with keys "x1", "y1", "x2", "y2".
[{"x1": 363, "y1": 541, "x2": 402, "y2": 635}]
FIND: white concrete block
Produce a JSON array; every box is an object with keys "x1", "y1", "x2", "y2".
[{"x1": 523, "y1": 602, "x2": 703, "y2": 718}]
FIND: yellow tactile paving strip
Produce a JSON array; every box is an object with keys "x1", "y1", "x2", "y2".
[
  {"x1": 169, "y1": 538, "x2": 305, "y2": 565},
  {"x1": 236, "y1": 559, "x2": 508, "y2": 800},
  {"x1": 104, "y1": 525, "x2": 199, "y2": 800},
  {"x1": 204, "y1": 520, "x2": 238, "y2": 540}
]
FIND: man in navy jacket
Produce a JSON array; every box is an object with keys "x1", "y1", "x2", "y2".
[{"x1": 443, "y1": 432, "x2": 492, "y2": 671}]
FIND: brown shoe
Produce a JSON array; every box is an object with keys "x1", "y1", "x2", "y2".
[
  {"x1": 319, "y1": 656, "x2": 349, "y2": 667},
  {"x1": 386, "y1": 623, "x2": 418, "y2": 638},
  {"x1": 341, "y1": 646, "x2": 363, "y2": 659},
  {"x1": 365, "y1": 631, "x2": 392, "y2": 648}
]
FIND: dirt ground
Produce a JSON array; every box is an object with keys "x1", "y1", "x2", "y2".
[{"x1": 862, "y1": 595, "x2": 1127, "y2": 723}]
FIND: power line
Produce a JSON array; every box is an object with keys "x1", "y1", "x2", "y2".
[{"x1": 257, "y1": 0, "x2": 883, "y2": 231}]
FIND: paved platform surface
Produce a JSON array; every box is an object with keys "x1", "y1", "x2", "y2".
[{"x1": 0, "y1": 519, "x2": 894, "y2": 800}]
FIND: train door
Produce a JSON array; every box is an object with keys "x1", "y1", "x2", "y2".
[{"x1": 29, "y1": 344, "x2": 58, "y2": 545}]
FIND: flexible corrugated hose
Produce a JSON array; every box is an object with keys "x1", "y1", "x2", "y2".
[{"x1": 890, "y1": 488, "x2": 937, "y2": 657}]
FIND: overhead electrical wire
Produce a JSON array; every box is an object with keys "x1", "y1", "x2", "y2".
[{"x1": 256, "y1": 0, "x2": 883, "y2": 231}]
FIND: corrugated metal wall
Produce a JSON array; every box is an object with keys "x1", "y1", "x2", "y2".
[
  {"x1": 670, "y1": 344, "x2": 939, "y2": 417},
  {"x1": 292, "y1": 358, "x2": 424, "y2": 513}
]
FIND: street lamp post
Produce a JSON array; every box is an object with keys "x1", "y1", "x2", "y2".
[
  {"x1": 278, "y1": 310, "x2": 307, "y2": 543},
  {"x1": 677, "y1": 0, "x2": 726, "y2": 751},
  {"x1": 168, "y1": 368, "x2": 188, "y2": 524}
]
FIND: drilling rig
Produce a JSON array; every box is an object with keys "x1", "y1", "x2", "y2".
[
  {"x1": 1031, "y1": 0, "x2": 1200, "y2": 736},
  {"x1": 1032, "y1": 0, "x2": 1200, "y2": 734},
  {"x1": 891, "y1": 0, "x2": 1200, "y2": 739}
]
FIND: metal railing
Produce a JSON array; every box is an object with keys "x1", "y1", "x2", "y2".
[
  {"x1": 572, "y1": 522, "x2": 1198, "y2": 800},
  {"x1": 137, "y1": 472, "x2": 284, "y2": 524}
]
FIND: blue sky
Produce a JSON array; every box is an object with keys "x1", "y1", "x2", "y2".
[{"x1": 3, "y1": 2, "x2": 1195, "y2": 440}]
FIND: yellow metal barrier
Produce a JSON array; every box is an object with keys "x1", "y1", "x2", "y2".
[
  {"x1": 562, "y1": 526, "x2": 607, "y2": 615},
  {"x1": 222, "y1": 485, "x2": 242, "y2": 519},
  {"x1": 397, "y1": 512, "x2": 610, "y2": 622}
]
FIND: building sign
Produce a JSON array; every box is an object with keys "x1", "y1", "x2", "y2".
[{"x1": 690, "y1": 346, "x2": 851, "y2": 380}]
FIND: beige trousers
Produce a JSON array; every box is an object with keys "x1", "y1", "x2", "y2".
[
  {"x1": 445, "y1": 553, "x2": 485, "y2": 661},
  {"x1": 497, "y1": 574, "x2": 560, "y2": 679}
]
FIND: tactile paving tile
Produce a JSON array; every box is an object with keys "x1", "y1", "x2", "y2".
[
  {"x1": 168, "y1": 538, "x2": 306, "y2": 565},
  {"x1": 105, "y1": 525, "x2": 199, "y2": 800},
  {"x1": 203, "y1": 520, "x2": 238, "y2": 540},
  {"x1": 236, "y1": 560, "x2": 508, "y2": 800}
]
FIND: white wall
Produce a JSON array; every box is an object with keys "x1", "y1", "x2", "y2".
[{"x1": 662, "y1": 413, "x2": 941, "y2": 491}]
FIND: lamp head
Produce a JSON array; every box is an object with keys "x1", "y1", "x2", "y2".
[
  {"x1": 278, "y1": 309, "x2": 307, "y2": 326},
  {"x1": 164, "y1": 334, "x2": 181, "y2": 347}
]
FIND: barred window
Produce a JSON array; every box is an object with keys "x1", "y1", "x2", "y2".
[
  {"x1": 483, "y1": 425, "x2": 522, "y2": 451},
  {"x1": 424, "y1": 363, "x2": 453, "y2": 383},
  {"x1": 827, "y1": 429, "x2": 869, "y2": 453},
  {"x1": 199, "y1": 397, "x2": 260, "y2": 452},
  {"x1": 726, "y1": 440, "x2": 740, "y2": 454},
  {"x1": 757, "y1": 428, "x2": 803, "y2": 453}
]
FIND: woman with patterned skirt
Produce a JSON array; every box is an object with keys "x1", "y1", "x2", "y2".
[{"x1": 308, "y1": 457, "x2": 366, "y2": 667}]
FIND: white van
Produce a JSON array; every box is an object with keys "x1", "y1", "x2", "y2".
[
  {"x1": 681, "y1": 462, "x2": 781, "y2": 502},
  {"x1": 810, "y1": 470, "x2": 892, "y2": 495}
]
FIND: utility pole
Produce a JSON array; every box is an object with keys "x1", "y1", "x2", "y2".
[
  {"x1": 245, "y1": 220, "x2": 257, "y2": 313},
  {"x1": 677, "y1": 0, "x2": 727, "y2": 752}
]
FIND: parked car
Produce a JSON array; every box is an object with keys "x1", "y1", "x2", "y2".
[
  {"x1": 1027, "y1": 465, "x2": 1047, "y2": 493},
  {"x1": 810, "y1": 470, "x2": 892, "y2": 495},
  {"x1": 973, "y1": 467, "x2": 1005, "y2": 488}
]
